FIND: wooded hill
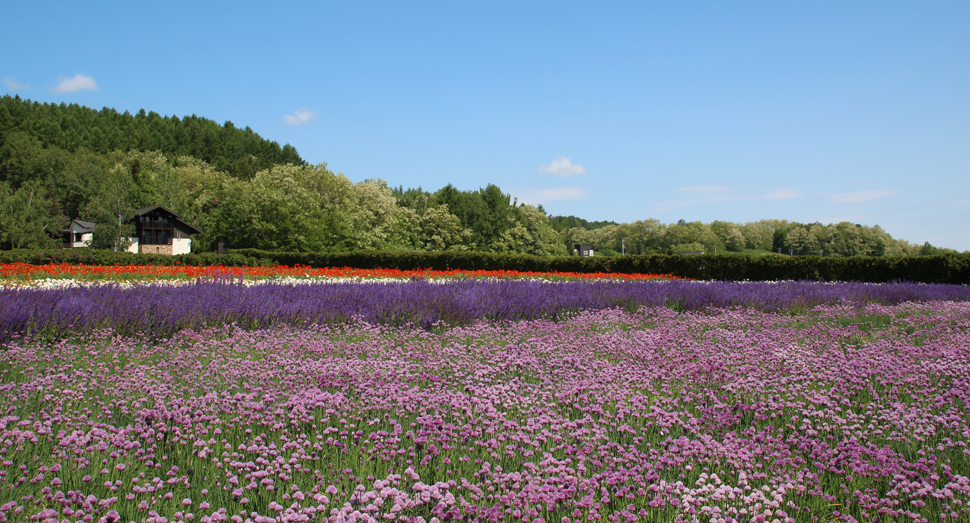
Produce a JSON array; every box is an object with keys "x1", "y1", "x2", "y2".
[
  {"x1": 0, "y1": 96, "x2": 959, "y2": 256},
  {"x1": 0, "y1": 95, "x2": 303, "y2": 178}
]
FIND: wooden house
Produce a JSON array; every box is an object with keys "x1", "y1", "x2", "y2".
[
  {"x1": 573, "y1": 243, "x2": 594, "y2": 257},
  {"x1": 129, "y1": 205, "x2": 202, "y2": 255},
  {"x1": 59, "y1": 219, "x2": 96, "y2": 248}
]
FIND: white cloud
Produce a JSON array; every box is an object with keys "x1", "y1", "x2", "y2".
[
  {"x1": 283, "y1": 109, "x2": 317, "y2": 126},
  {"x1": 511, "y1": 187, "x2": 589, "y2": 204},
  {"x1": 828, "y1": 189, "x2": 899, "y2": 204},
  {"x1": 764, "y1": 189, "x2": 801, "y2": 200},
  {"x1": 536, "y1": 157, "x2": 587, "y2": 177},
  {"x1": 53, "y1": 74, "x2": 98, "y2": 93},
  {"x1": 3, "y1": 77, "x2": 30, "y2": 91}
]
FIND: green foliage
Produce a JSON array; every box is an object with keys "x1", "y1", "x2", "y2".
[
  {"x1": 0, "y1": 95, "x2": 304, "y2": 179},
  {"x1": 918, "y1": 242, "x2": 959, "y2": 255},
  {"x1": 548, "y1": 214, "x2": 618, "y2": 232},
  {"x1": 0, "y1": 248, "x2": 268, "y2": 267},
  {"x1": 224, "y1": 249, "x2": 970, "y2": 284},
  {"x1": 210, "y1": 163, "x2": 353, "y2": 252},
  {"x1": 0, "y1": 180, "x2": 59, "y2": 249}
]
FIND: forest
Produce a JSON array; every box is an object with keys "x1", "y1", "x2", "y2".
[{"x1": 0, "y1": 95, "x2": 960, "y2": 256}]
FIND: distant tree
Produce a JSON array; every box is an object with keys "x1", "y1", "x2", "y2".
[
  {"x1": 741, "y1": 222, "x2": 774, "y2": 251},
  {"x1": 917, "y1": 242, "x2": 959, "y2": 255},
  {"x1": 772, "y1": 228, "x2": 790, "y2": 253},
  {"x1": 491, "y1": 205, "x2": 565, "y2": 256},
  {"x1": 0, "y1": 180, "x2": 59, "y2": 249},
  {"x1": 784, "y1": 226, "x2": 820, "y2": 255},
  {"x1": 710, "y1": 220, "x2": 746, "y2": 251},
  {"x1": 346, "y1": 178, "x2": 411, "y2": 250},
  {"x1": 392, "y1": 185, "x2": 434, "y2": 216},
  {"x1": 415, "y1": 204, "x2": 472, "y2": 251},
  {"x1": 663, "y1": 221, "x2": 719, "y2": 254},
  {"x1": 614, "y1": 219, "x2": 666, "y2": 255},
  {"x1": 210, "y1": 163, "x2": 353, "y2": 252},
  {"x1": 83, "y1": 161, "x2": 137, "y2": 251},
  {"x1": 548, "y1": 215, "x2": 618, "y2": 232}
]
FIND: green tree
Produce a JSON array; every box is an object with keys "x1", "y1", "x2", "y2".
[
  {"x1": 209, "y1": 163, "x2": 353, "y2": 252},
  {"x1": 0, "y1": 180, "x2": 60, "y2": 249},
  {"x1": 710, "y1": 220, "x2": 746, "y2": 251},
  {"x1": 416, "y1": 204, "x2": 472, "y2": 251},
  {"x1": 346, "y1": 178, "x2": 410, "y2": 250},
  {"x1": 663, "y1": 221, "x2": 719, "y2": 254},
  {"x1": 0, "y1": 131, "x2": 45, "y2": 187},
  {"x1": 741, "y1": 221, "x2": 774, "y2": 251},
  {"x1": 82, "y1": 155, "x2": 139, "y2": 251},
  {"x1": 616, "y1": 219, "x2": 667, "y2": 255},
  {"x1": 784, "y1": 226, "x2": 820, "y2": 255},
  {"x1": 490, "y1": 204, "x2": 565, "y2": 256},
  {"x1": 54, "y1": 147, "x2": 107, "y2": 221}
]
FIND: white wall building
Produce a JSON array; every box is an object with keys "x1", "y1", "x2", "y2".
[{"x1": 59, "y1": 219, "x2": 96, "y2": 248}]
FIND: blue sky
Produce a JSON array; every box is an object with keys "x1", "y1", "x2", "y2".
[{"x1": 3, "y1": 1, "x2": 968, "y2": 250}]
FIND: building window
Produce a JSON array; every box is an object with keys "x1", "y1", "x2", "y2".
[{"x1": 141, "y1": 229, "x2": 172, "y2": 245}]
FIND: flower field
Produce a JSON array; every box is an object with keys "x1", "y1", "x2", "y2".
[
  {"x1": 1, "y1": 270, "x2": 970, "y2": 523},
  {"x1": 0, "y1": 263, "x2": 678, "y2": 286}
]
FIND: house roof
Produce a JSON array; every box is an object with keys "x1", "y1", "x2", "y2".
[
  {"x1": 130, "y1": 205, "x2": 202, "y2": 234},
  {"x1": 58, "y1": 219, "x2": 96, "y2": 234},
  {"x1": 74, "y1": 219, "x2": 96, "y2": 231},
  {"x1": 132, "y1": 204, "x2": 176, "y2": 217}
]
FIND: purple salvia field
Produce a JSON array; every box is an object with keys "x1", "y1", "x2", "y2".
[
  {"x1": 2, "y1": 279, "x2": 969, "y2": 341},
  {"x1": 1, "y1": 292, "x2": 969, "y2": 523}
]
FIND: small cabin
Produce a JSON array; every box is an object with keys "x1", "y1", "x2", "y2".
[
  {"x1": 129, "y1": 205, "x2": 202, "y2": 255},
  {"x1": 59, "y1": 219, "x2": 96, "y2": 248},
  {"x1": 574, "y1": 243, "x2": 594, "y2": 257}
]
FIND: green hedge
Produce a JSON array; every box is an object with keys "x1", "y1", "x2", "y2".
[
  {"x1": 229, "y1": 249, "x2": 970, "y2": 284},
  {"x1": 0, "y1": 249, "x2": 268, "y2": 268},
  {"x1": 2, "y1": 248, "x2": 968, "y2": 284}
]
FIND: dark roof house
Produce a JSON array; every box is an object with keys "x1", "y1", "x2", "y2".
[{"x1": 129, "y1": 205, "x2": 202, "y2": 255}]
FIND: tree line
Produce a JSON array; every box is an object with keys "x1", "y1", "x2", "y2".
[
  {"x1": 556, "y1": 218, "x2": 959, "y2": 257},
  {"x1": 0, "y1": 96, "x2": 960, "y2": 256},
  {"x1": 0, "y1": 145, "x2": 565, "y2": 254},
  {"x1": 0, "y1": 95, "x2": 303, "y2": 179}
]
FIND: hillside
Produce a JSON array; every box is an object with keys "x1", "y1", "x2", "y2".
[{"x1": 0, "y1": 95, "x2": 304, "y2": 179}]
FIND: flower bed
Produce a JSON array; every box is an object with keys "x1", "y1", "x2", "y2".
[
  {"x1": 2, "y1": 271, "x2": 970, "y2": 522},
  {"x1": 1, "y1": 303, "x2": 970, "y2": 522},
  {"x1": 0, "y1": 262, "x2": 678, "y2": 285},
  {"x1": 2, "y1": 279, "x2": 970, "y2": 343}
]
